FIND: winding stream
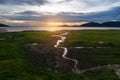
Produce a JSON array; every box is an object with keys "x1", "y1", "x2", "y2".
[
  {"x1": 52, "y1": 32, "x2": 81, "y2": 73},
  {"x1": 52, "y1": 32, "x2": 120, "y2": 78}
]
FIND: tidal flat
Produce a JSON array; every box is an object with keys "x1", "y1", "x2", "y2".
[{"x1": 0, "y1": 30, "x2": 120, "y2": 80}]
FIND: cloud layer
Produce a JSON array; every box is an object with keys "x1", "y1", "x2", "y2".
[
  {"x1": 0, "y1": 0, "x2": 120, "y2": 26},
  {"x1": 0, "y1": 0, "x2": 48, "y2": 5},
  {"x1": 2, "y1": 6, "x2": 119, "y2": 23}
]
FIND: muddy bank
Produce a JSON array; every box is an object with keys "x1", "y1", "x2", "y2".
[
  {"x1": 23, "y1": 42, "x2": 75, "y2": 72},
  {"x1": 22, "y1": 31, "x2": 120, "y2": 74},
  {"x1": 66, "y1": 48, "x2": 120, "y2": 70}
]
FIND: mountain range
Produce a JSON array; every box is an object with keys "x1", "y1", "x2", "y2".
[
  {"x1": 60, "y1": 21, "x2": 120, "y2": 27},
  {"x1": 1, "y1": 21, "x2": 120, "y2": 27},
  {"x1": 80, "y1": 21, "x2": 120, "y2": 27}
]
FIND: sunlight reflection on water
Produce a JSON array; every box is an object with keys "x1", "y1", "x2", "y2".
[{"x1": 1, "y1": 27, "x2": 120, "y2": 32}]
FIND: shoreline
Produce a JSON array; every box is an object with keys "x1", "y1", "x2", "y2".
[{"x1": 1, "y1": 27, "x2": 120, "y2": 33}]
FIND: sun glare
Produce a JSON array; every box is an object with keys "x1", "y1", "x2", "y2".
[
  {"x1": 47, "y1": 27, "x2": 61, "y2": 32},
  {"x1": 47, "y1": 22, "x2": 63, "y2": 27},
  {"x1": 46, "y1": 21, "x2": 87, "y2": 27}
]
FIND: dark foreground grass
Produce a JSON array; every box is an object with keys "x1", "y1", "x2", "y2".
[{"x1": 0, "y1": 31, "x2": 120, "y2": 80}]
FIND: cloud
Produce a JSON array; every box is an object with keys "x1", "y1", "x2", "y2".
[
  {"x1": 0, "y1": 0, "x2": 48, "y2": 5},
  {"x1": 36, "y1": 0, "x2": 120, "y2": 13},
  {"x1": 6, "y1": 6, "x2": 120, "y2": 23},
  {"x1": 0, "y1": 0, "x2": 120, "y2": 26},
  {"x1": 3, "y1": 11, "x2": 51, "y2": 21},
  {"x1": 81, "y1": 6, "x2": 120, "y2": 22},
  {"x1": 0, "y1": 0, "x2": 120, "y2": 14},
  {"x1": 17, "y1": 11, "x2": 44, "y2": 16},
  {"x1": 71, "y1": 0, "x2": 120, "y2": 12},
  {"x1": 48, "y1": 0, "x2": 72, "y2": 4}
]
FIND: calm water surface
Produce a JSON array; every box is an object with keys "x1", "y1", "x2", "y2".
[{"x1": 1, "y1": 27, "x2": 120, "y2": 32}]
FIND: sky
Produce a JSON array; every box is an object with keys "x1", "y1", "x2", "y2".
[{"x1": 0, "y1": 0, "x2": 120, "y2": 26}]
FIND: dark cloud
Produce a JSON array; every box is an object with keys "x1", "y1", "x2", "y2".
[
  {"x1": 17, "y1": 11, "x2": 43, "y2": 16},
  {"x1": 3, "y1": 11, "x2": 53, "y2": 21},
  {"x1": 6, "y1": 11, "x2": 84, "y2": 22},
  {"x1": 56, "y1": 6, "x2": 120, "y2": 22},
  {"x1": 0, "y1": 0, "x2": 48, "y2": 5},
  {"x1": 57, "y1": 0, "x2": 72, "y2": 4},
  {"x1": 81, "y1": 6, "x2": 120, "y2": 22}
]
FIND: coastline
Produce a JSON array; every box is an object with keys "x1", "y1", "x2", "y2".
[{"x1": 1, "y1": 27, "x2": 120, "y2": 33}]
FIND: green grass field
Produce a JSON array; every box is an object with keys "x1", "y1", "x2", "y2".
[
  {"x1": 65, "y1": 30, "x2": 120, "y2": 47},
  {"x1": 0, "y1": 30, "x2": 120, "y2": 80}
]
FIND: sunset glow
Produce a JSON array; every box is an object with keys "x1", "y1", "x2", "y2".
[
  {"x1": 47, "y1": 22, "x2": 63, "y2": 27},
  {"x1": 5, "y1": 20, "x2": 26, "y2": 24},
  {"x1": 46, "y1": 22, "x2": 87, "y2": 27},
  {"x1": 0, "y1": 0, "x2": 119, "y2": 26}
]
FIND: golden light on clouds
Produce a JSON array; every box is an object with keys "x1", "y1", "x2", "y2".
[
  {"x1": 47, "y1": 22, "x2": 63, "y2": 27},
  {"x1": 6, "y1": 20, "x2": 26, "y2": 23},
  {"x1": 46, "y1": 21, "x2": 87, "y2": 27}
]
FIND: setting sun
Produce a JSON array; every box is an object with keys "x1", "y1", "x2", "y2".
[
  {"x1": 47, "y1": 22, "x2": 63, "y2": 27},
  {"x1": 46, "y1": 21, "x2": 87, "y2": 27}
]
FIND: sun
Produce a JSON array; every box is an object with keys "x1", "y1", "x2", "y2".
[{"x1": 46, "y1": 22, "x2": 64, "y2": 27}]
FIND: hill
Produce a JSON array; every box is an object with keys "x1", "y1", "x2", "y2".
[
  {"x1": 102, "y1": 21, "x2": 120, "y2": 27},
  {"x1": 0, "y1": 23, "x2": 10, "y2": 27},
  {"x1": 79, "y1": 22, "x2": 102, "y2": 27},
  {"x1": 80, "y1": 21, "x2": 120, "y2": 27}
]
